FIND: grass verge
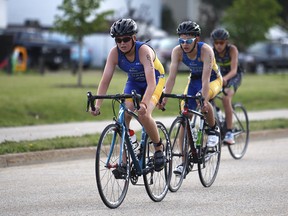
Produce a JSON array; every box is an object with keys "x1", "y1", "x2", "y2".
[
  {"x1": 1, "y1": 119, "x2": 287, "y2": 155},
  {"x1": 0, "y1": 71, "x2": 288, "y2": 126}
]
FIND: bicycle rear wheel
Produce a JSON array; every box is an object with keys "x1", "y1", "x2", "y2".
[
  {"x1": 168, "y1": 117, "x2": 189, "y2": 192},
  {"x1": 198, "y1": 120, "x2": 221, "y2": 187},
  {"x1": 228, "y1": 103, "x2": 249, "y2": 159},
  {"x1": 95, "y1": 124, "x2": 130, "y2": 209},
  {"x1": 143, "y1": 121, "x2": 171, "y2": 202}
]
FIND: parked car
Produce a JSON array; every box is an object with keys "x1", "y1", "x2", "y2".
[
  {"x1": 149, "y1": 36, "x2": 187, "y2": 73},
  {"x1": 43, "y1": 32, "x2": 93, "y2": 73},
  {"x1": 68, "y1": 41, "x2": 92, "y2": 72},
  {"x1": 239, "y1": 40, "x2": 288, "y2": 74},
  {"x1": 2, "y1": 28, "x2": 71, "y2": 72}
]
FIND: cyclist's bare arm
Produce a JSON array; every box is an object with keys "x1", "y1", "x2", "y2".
[
  {"x1": 138, "y1": 44, "x2": 157, "y2": 113},
  {"x1": 91, "y1": 47, "x2": 118, "y2": 115},
  {"x1": 223, "y1": 44, "x2": 238, "y2": 84},
  {"x1": 200, "y1": 43, "x2": 214, "y2": 111},
  {"x1": 160, "y1": 45, "x2": 182, "y2": 107}
]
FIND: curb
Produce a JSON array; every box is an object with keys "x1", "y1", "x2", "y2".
[
  {"x1": 1, "y1": 129, "x2": 287, "y2": 168},
  {"x1": 0, "y1": 147, "x2": 96, "y2": 168}
]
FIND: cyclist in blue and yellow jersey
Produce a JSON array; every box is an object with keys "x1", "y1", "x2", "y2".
[
  {"x1": 90, "y1": 18, "x2": 165, "y2": 172},
  {"x1": 211, "y1": 28, "x2": 243, "y2": 145},
  {"x1": 158, "y1": 21, "x2": 223, "y2": 175}
]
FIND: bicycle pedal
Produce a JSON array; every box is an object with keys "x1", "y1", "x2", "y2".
[
  {"x1": 191, "y1": 157, "x2": 198, "y2": 163},
  {"x1": 112, "y1": 167, "x2": 127, "y2": 179}
]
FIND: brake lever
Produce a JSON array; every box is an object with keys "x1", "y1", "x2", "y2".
[
  {"x1": 158, "y1": 92, "x2": 166, "y2": 111},
  {"x1": 132, "y1": 90, "x2": 141, "y2": 110},
  {"x1": 86, "y1": 91, "x2": 95, "y2": 112}
]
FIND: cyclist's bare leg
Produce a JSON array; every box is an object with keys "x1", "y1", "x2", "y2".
[
  {"x1": 204, "y1": 102, "x2": 216, "y2": 128},
  {"x1": 125, "y1": 101, "x2": 162, "y2": 151},
  {"x1": 138, "y1": 103, "x2": 162, "y2": 151},
  {"x1": 222, "y1": 88, "x2": 235, "y2": 129},
  {"x1": 138, "y1": 102, "x2": 165, "y2": 171},
  {"x1": 124, "y1": 112, "x2": 132, "y2": 128},
  {"x1": 201, "y1": 76, "x2": 222, "y2": 128}
]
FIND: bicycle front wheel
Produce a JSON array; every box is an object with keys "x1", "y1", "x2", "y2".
[
  {"x1": 143, "y1": 121, "x2": 172, "y2": 202},
  {"x1": 95, "y1": 124, "x2": 130, "y2": 209},
  {"x1": 198, "y1": 121, "x2": 221, "y2": 187},
  {"x1": 228, "y1": 103, "x2": 249, "y2": 159},
  {"x1": 168, "y1": 117, "x2": 189, "y2": 192}
]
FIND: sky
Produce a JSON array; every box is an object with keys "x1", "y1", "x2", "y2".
[{"x1": 7, "y1": 0, "x2": 161, "y2": 27}]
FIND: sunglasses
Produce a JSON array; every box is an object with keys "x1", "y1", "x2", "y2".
[
  {"x1": 115, "y1": 37, "x2": 132, "y2": 43},
  {"x1": 214, "y1": 40, "x2": 226, "y2": 45},
  {"x1": 178, "y1": 37, "x2": 196, "y2": 45}
]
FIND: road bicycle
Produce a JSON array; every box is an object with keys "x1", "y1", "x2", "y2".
[
  {"x1": 211, "y1": 90, "x2": 249, "y2": 159},
  {"x1": 161, "y1": 93, "x2": 221, "y2": 192},
  {"x1": 86, "y1": 90, "x2": 172, "y2": 209}
]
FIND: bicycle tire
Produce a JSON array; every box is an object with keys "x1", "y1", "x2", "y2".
[
  {"x1": 143, "y1": 121, "x2": 172, "y2": 202},
  {"x1": 95, "y1": 123, "x2": 130, "y2": 209},
  {"x1": 168, "y1": 116, "x2": 189, "y2": 192},
  {"x1": 228, "y1": 103, "x2": 249, "y2": 159},
  {"x1": 198, "y1": 120, "x2": 221, "y2": 187}
]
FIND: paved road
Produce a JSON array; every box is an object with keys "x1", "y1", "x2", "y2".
[
  {"x1": 1, "y1": 109, "x2": 288, "y2": 143},
  {"x1": 1, "y1": 136, "x2": 287, "y2": 216}
]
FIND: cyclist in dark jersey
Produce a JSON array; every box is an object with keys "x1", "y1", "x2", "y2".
[
  {"x1": 211, "y1": 28, "x2": 243, "y2": 144},
  {"x1": 90, "y1": 18, "x2": 166, "y2": 171}
]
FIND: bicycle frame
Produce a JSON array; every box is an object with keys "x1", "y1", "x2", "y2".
[
  {"x1": 164, "y1": 92, "x2": 221, "y2": 190},
  {"x1": 163, "y1": 93, "x2": 206, "y2": 161},
  {"x1": 89, "y1": 91, "x2": 172, "y2": 208},
  {"x1": 87, "y1": 91, "x2": 151, "y2": 176},
  {"x1": 116, "y1": 103, "x2": 147, "y2": 176},
  {"x1": 210, "y1": 90, "x2": 250, "y2": 159},
  {"x1": 186, "y1": 107, "x2": 206, "y2": 160},
  {"x1": 212, "y1": 92, "x2": 242, "y2": 139}
]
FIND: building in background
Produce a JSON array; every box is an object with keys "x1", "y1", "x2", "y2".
[
  {"x1": 163, "y1": 0, "x2": 200, "y2": 24},
  {"x1": 0, "y1": 0, "x2": 7, "y2": 29}
]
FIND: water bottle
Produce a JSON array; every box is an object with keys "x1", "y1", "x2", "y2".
[
  {"x1": 129, "y1": 129, "x2": 140, "y2": 157},
  {"x1": 191, "y1": 126, "x2": 198, "y2": 142},
  {"x1": 196, "y1": 130, "x2": 202, "y2": 147}
]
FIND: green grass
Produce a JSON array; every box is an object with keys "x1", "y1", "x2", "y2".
[
  {"x1": 0, "y1": 70, "x2": 288, "y2": 127},
  {"x1": 0, "y1": 118, "x2": 287, "y2": 155},
  {"x1": 0, "y1": 134, "x2": 99, "y2": 155},
  {"x1": 0, "y1": 70, "x2": 288, "y2": 155}
]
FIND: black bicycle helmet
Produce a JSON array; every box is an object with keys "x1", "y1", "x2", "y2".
[
  {"x1": 211, "y1": 28, "x2": 230, "y2": 40},
  {"x1": 110, "y1": 18, "x2": 138, "y2": 38},
  {"x1": 176, "y1": 21, "x2": 201, "y2": 36}
]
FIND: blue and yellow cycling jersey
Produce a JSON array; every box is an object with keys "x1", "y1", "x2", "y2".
[
  {"x1": 117, "y1": 41, "x2": 165, "y2": 105},
  {"x1": 182, "y1": 42, "x2": 220, "y2": 80},
  {"x1": 181, "y1": 42, "x2": 222, "y2": 110},
  {"x1": 117, "y1": 41, "x2": 165, "y2": 82}
]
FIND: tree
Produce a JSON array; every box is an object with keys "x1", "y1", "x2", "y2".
[
  {"x1": 161, "y1": 4, "x2": 176, "y2": 35},
  {"x1": 199, "y1": 0, "x2": 234, "y2": 38},
  {"x1": 54, "y1": 0, "x2": 113, "y2": 87},
  {"x1": 221, "y1": 0, "x2": 282, "y2": 51},
  {"x1": 277, "y1": 0, "x2": 288, "y2": 29}
]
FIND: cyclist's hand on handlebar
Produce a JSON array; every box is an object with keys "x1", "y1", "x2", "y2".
[
  {"x1": 137, "y1": 103, "x2": 147, "y2": 115},
  {"x1": 201, "y1": 100, "x2": 209, "y2": 114},
  {"x1": 222, "y1": 78, "x2": 228, "y2": 87},
  {"x1": 157, "y1": 103, "x2": 165, "y2": 111},
  {"x1": 157, "y1": 95, "x2": 167, "y2": 111},
  {"x1": 90, "y1": 106, "x2": 101, "y2": 116}
]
